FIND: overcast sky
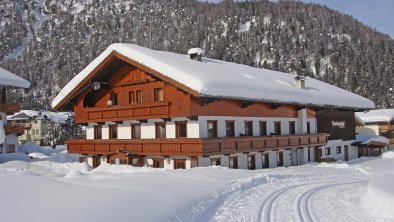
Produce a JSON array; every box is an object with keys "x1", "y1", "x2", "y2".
[{"x1": 200, "y1": 0, "x2": 394, "y2": 38}]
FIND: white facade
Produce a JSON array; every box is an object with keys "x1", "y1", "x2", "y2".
[
  {"x1": 356, "y1": 124, "x2": 380, "y2": 136},
  {"x1": 85, "y1": 116, "x2": 317, "y2": 141},
  {"x1": 320, "y1": 140, "x2": 358, "y2": 161},
  {"x1": 0, "y1": 112, "x2": 19, "y2": 154},
  {"x1": 82, "y1": 115, "x2": 361, "y2": 170}
]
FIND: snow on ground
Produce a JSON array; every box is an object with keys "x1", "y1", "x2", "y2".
[{"x1": 1, "y1": 151, "x2": 394, "y2": 222}]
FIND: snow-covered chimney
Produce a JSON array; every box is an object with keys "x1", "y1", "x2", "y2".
[
  {"x1": 187, "y1": 48, "x2": 205, "y2": 62},
  {"x1": 295, "y1": 75, "x2": 306, "y2": 89}
]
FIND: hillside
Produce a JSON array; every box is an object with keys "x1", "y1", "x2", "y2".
[{"x1": 0, "y1": 0, "x2": 393, "y2": 109}]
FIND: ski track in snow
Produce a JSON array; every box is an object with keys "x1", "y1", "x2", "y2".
[{"x1": 208, "y1": 173, "x2": 371, "y2": 222}]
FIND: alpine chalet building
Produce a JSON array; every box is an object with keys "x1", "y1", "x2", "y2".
[
  {"x1": 52, "y1": 44, "x2": 374, "y2": 169},
  {"x1": 0, "y1": 67, "x2": 31, "y2": 154}
]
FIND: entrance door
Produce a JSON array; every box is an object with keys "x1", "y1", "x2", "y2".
[
  {"x1": 344, "y1": 145, "x2": 349, "y2": 161},
  {"x1": 92, "y1": 156, "x2": 101, "y2": 168},
  {"x1": 262, "y1": 153, "x2": 269, "y2": 168},
  {"x1": 229, "y1": 157, "x2": 238, "y2": 169},
  {"x1": 174, "y1": 159, "x2": 186, "y2": 169},
  {"x1": 291, "y1": 150, "x2": 298, "y2": 166},
  {"x1": 314, "y1": 147, "x2": 322, "y2": 162},
  {"x1": 248, "y1": 155, "x2": 256, "y2": 170}
]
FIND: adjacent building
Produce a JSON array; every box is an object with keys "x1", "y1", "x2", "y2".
[
  {"x1": 7, "y1": 110, "x2": 71, "y2": 145},
  {"x1": 0, "y1": 67, "x2": 30, "y2": 154},
  {"x1": 52, "y1": 44, "x2": 374, "y2": 169},
  {"x1": 355, "y1": 109, "x2": 394, "y2": 155}
]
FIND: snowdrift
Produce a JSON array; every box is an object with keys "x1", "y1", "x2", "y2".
[
  {"x1": 362, "y1": 176, "x2": 394, "y2": 220},
  {"x1": 0, "y1": 153, "x2": 30, "y2": 163},
  {"x1": 48, "y1": 152, "x2": 80, "y2": 163},
  {"x1": 19, "y1": 142, "x2": 65, "y2": 155}
]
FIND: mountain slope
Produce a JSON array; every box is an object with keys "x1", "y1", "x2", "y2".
[{"x1": 1, "y1": 0, "x2": 393, "y2": 109}]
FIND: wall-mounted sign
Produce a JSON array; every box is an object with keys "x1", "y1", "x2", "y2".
[{"x1": 332, "y1": 121, "x2": 345, "y2": 128}]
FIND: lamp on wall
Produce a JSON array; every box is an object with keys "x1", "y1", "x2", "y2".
[{"x1": 92, "y1": 82, "x2": 109, "y2": 91}]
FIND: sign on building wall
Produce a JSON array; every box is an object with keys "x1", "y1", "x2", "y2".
[{"x1": 332, "y1": 121, "x2": 346, "y2": 128}]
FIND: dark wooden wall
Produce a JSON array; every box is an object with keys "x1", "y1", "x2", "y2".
[
  {"x1": 316, "y1": 109, "x2": 355, "y2": 140},
  {"x1": 73, "y1": 59, "x2": 191, "y2": 123},
  {"x1": 190, "y1": 97, "x2": 316, "y2": 118}
]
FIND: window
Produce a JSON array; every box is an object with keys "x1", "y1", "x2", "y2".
[
  {"x1": 176, "y1": 121, "x2": 187, "y2": 138},
  {"x1": 129, "y1": 91, "x2": 135, "y2": 104},
  {"x1": 325, "y1": 147, "x2": 331, "y2": 155},
  {"x1": 131, "y1": 124, "x2": 141, "y2": 139},
  {"x1": 111, "y1": 157, "x2": 127, "y2": 165},
  {"x1": 110, "y1": 93, "x2": 118, "y2": 106},
  {"x1": 119, "y1": 158, "x2": 127, "y2": 165},
  {"x1": 277, "y1": 152, "x2": 284, "y2": 166},
  {"x1": 153, "y1": 159, "x2": 164, "y2": 168},
  {"x1": 109, "y1": 125, "x2": 118, "y2": 139},
  {"x1": 94, "y1": 125, "x2": 102, "y2": 139},
  {"x1": 229, "y1": 156, "x2": 238, "y2": 169},
  {"x1": 289, "y1": 121, "x2": 296, "y2": 135},
  {"x1": 154, "y1": 88, "x2": 164, "y2": 102},
  {"x1": 244, "y1": 121, "x2": 253, "y2": 136},
  {"x1": 155, "y1": 122, "x2": 166, "y2": 138},
  {"x1": 136, "y1": 90, "x2": 142, "y2": 104},
  {"x1": 336, "y1": 146, "x2": 342, "y2": 154},
  {"x1": 210, "y1": 158, "x2": 221, "y2": 166},
  {"x1": 259, "y1": 121, "x2": 267, "y2": 136},
  {"x1": 274, "y1": 122, "x2": 281, "y2": 135},
  {"x1": 248, "y1": 154, "x2": 256, "y2": 170},
  {"x1": 207, "y1": 121, "x2": 218, "y2": 138},
  {"x1": 6, "y1": 145, "x2": 15, "y2": 153},
  {"x1": 307, "y1": 121, "x2": 311, "y2": 134},
  {"x1": 225, "y1": 121, "x2": 235, "y2": 137},
  {"x1": 174, "y1": 159, "x2": 186, "y2": 169}
]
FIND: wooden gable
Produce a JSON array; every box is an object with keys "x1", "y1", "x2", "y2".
[{"x1": 72, "y1": 56, "x2": 192, "y2": 123}]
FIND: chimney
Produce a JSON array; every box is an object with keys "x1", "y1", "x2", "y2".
[
  {"x1": 187, "y1": 48, "x2": 205, "y2": 62},
  {"x1": 295, "y1": 75, "x2": 306, "y2": 89}
]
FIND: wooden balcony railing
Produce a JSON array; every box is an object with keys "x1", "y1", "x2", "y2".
[
  {"x1": 0, "y1": 103, "x2": 20, "y2": 114},
  {"x1": 4, "y1": 123, "x2": 31, "y2": 136},
  {"x1": 75, "y1": 101, "x2": 170, "y2": 123},
  {"x1": 66, "y1": 134, "x2": 329, "y2": 156},
  {"x1": 202, "y1": 134, "x2": 328, "y2": 155},
  {"x1": 67, "y1": 138, "x2": 203, "y2": 156}
]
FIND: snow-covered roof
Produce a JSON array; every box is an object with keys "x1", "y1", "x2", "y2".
[
  {"x1": 187, "y1": 48, "x2": 205, "y2": 55},
  {"x1": 356, "y1": 109, "x2": 394, "y2": 124},
  {"x1": 0, "y1": 67, "x2": 30, "y2": 88},
  {"x1": 8, "y1": 110, "x2": 71, "y2": 124},
  {"x1": 52, "y1": 43, "x2": 374, "y2": 110},
  {"x1": 355, "y1": 135, "x2": 389, "y2": 146},
  {"x1": 7, "y1": 112, "x2": 31, "y2": 121},
  {"x1": 355, "y1": 114, "x2": 365, "y2": 126}
]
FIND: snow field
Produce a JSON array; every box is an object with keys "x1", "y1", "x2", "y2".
[{"x1": 1, "y1": 151, "x2": 394, "y2": 221}]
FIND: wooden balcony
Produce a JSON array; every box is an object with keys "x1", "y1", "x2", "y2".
[
  {"x1": 202, "y1": 134, "x2": 328, "y2": 155},
  {"x1": 389, "y1": 138, "x2": 394, "y2": 145},
  {"x1": 66, "y1": 134, "x2": 329, "y2": 156},
  {"x1": 0, "y1": 103, "x2": 20, "y2": 114},
  {"x1": 4, "y1": 123, "x2": 31, "y2": 136},
  {"x1": 75, "y1": 101, "x2": 170, "y2": 123}
]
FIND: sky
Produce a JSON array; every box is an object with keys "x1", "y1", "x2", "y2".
[{"x1": 200, "y1": 0, "x2": 394, "y2": 38}]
